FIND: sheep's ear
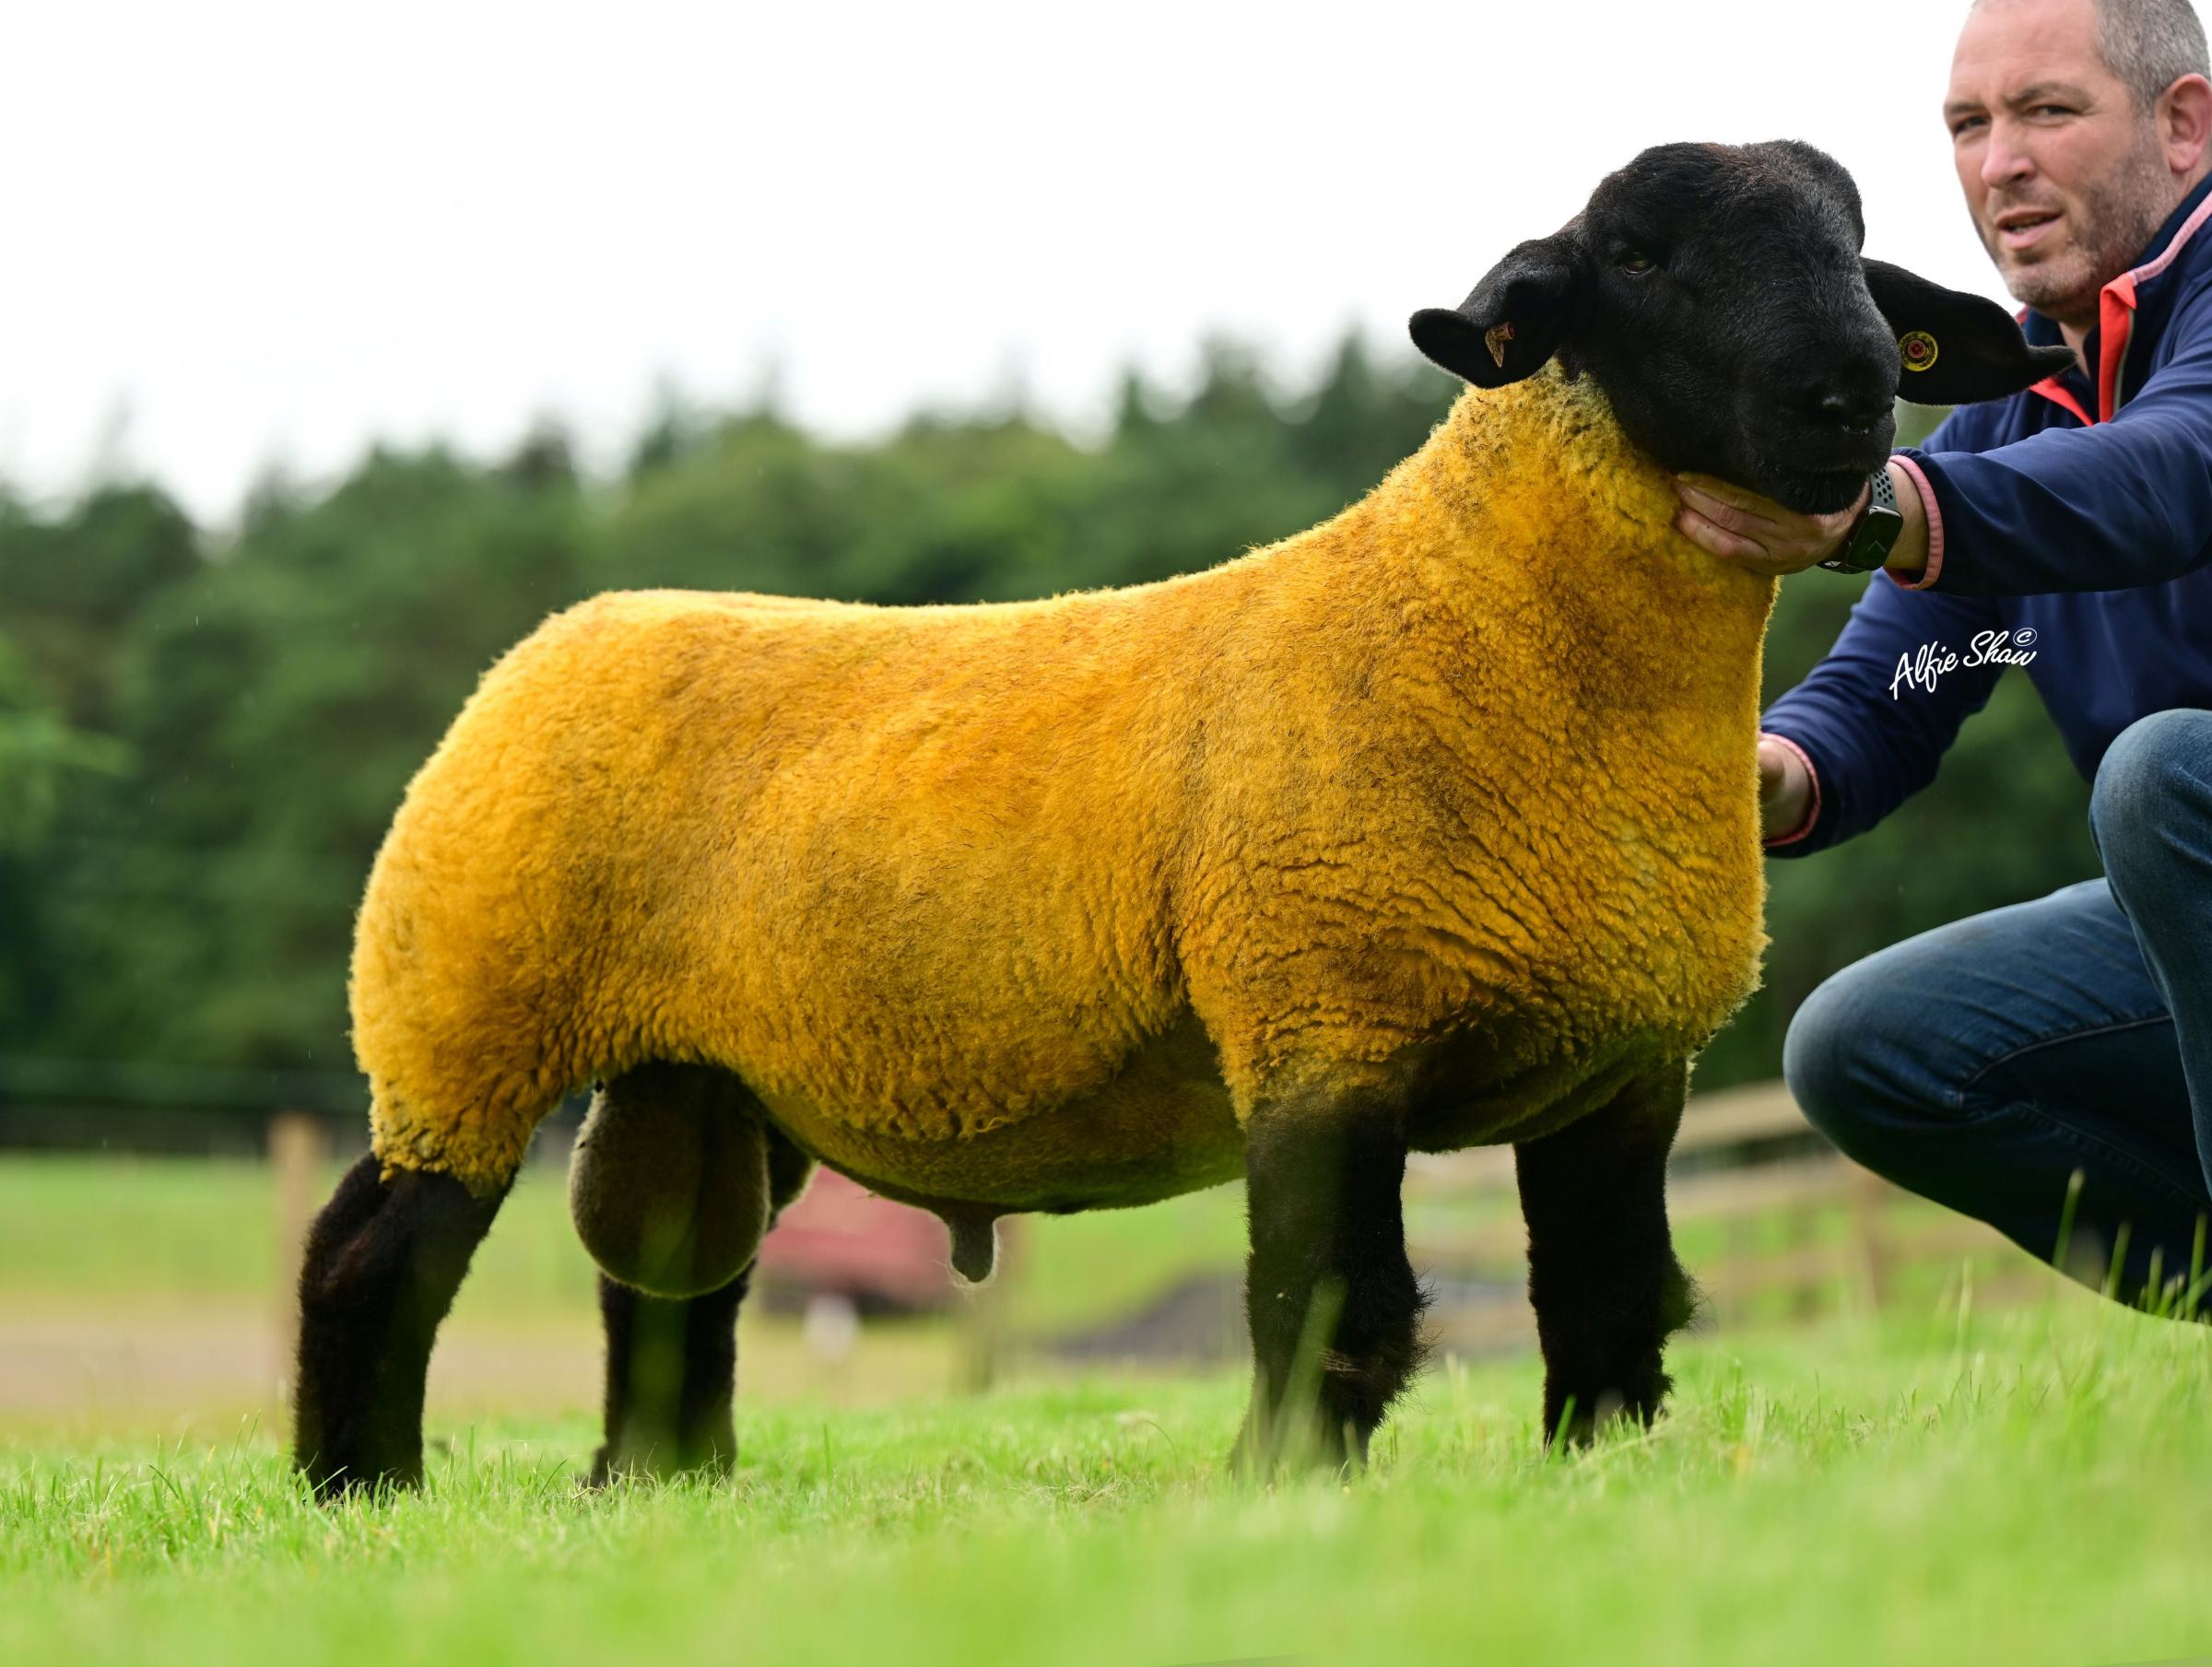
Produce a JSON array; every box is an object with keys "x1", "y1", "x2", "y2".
[
  {"x1": 1411, "y1": 232, "x2": 1585, "y2": 387},
  {"x1": 1861, "y1": 257, "x2": 2077, "y2": 405}
]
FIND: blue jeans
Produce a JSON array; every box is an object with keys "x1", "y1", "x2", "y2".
[{"x1": 1783, "y1": 708, "x2": 2212, "y2": 1315}]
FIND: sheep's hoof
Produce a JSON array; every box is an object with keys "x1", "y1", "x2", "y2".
[
  {"x1": 1544, "y1": 1364, "x2": 1670, "y2": 1450},
  {"x1": 1229, "y1": 1404, "x2": 1361, "y2": 1482},
  {"x1": 302, "y1": 1461, "x2": 424, "y2": 1504},
  {"x1": 584, "y1": 1439, "x2": 735, "y2": 1488}
]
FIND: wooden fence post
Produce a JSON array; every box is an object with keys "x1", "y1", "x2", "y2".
[
  {"x1": 268, "y1": 1111, "x2": 331, "y2": 1420},
  {"x1": 1781, "y1": 1198, "x2": 1818, "y2": 1322},
  {"x1": 1720, "y1": 1209, "x2": 1756, "y2": 1327},
  {"x1": 957, "y1": 1216, "x2": 1025, "y2": 1394},
  {"x1": 1845, "y1": 1162, "x2": 1890, "y2": 1312}
]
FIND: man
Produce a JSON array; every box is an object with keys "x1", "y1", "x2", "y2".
[{"x1": 1669, "y1": 0, "x2": 2212, "y2": 1312}]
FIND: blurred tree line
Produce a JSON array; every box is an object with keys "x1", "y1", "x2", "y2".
[{"x1": 0, "y1": 336, "x2": 2095, "y2": 1103}]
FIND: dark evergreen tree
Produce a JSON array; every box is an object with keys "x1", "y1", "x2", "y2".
[{"x1": 0, "y1": 343, "x2": 2093, "y2": 1097}]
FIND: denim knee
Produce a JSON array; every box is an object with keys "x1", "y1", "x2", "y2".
[
  {"x1": 2089, "y1": 709, "x2": 2212, "y2": 882},
  {"x1": 1782, "y1": 961, "x2": 1902, "y2": 1161}
]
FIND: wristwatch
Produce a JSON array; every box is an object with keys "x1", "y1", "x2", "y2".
[{"x1": 1817, "y1": 466, "x2": 1903, "y2": 574}]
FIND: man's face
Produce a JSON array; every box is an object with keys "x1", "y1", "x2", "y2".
[{"x1": 1947, "y1": 0, "x2": 2174, "y2": 326}]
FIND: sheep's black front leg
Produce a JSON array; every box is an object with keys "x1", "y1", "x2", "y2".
[
  {"x1": 1514, "y1": 1061, "x2": 1701, "y2": 1449},
  {"x1": 293, "y1": 1154, "x2": 506, "y2": 1499},
  {"x1": 1237, "y1": 1102, "x2": 1427, "y2": 1474},
  {"x1": 589, "y1": 1268, "x2": 749, "y2": 1483}
]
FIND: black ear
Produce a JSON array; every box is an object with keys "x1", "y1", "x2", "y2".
[
  {"x1": 1861, "y1": 257, "x2": 2077, "y2": 405},
  {"x1": 1411, "y1": 231, "x2": 1586, "y2": 387}
]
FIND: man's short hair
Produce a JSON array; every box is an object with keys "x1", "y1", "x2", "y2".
[
  {"x1": 2092, "y1": 0, "x2": 2209, "y2": 110},
  {"x1": 1973, "y1": 0, "x2": 2212, "y2": 109}
]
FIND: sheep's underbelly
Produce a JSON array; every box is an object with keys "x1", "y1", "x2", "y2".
[
  {"x1": 743, "y1": 1011, "x2": 1702, "y2": 1219},
  {"x1": 749, "y1": 1009, "x2": 1248, "y2": 1214},
  {"x1": 718, "y1": 848, "x2": 1761, "y2": 1215},
  {"x1": 1402, "y1": 1031, "x2": 1682, "y2": 1155}
]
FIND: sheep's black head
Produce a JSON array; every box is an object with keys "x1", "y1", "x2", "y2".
[{"x1": 1409, "y1": 140, "x2": 2075, "y2": 514}]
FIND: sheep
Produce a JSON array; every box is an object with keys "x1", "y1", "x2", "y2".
[{"x1": 291, "y1": 138, "x2": 2066, "y2": 1496}]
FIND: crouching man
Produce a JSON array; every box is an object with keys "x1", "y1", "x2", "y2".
[{"x1": 1675, "y1": 0, "x2": 2212, "y2": 1311}]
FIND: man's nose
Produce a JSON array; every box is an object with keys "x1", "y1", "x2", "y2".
[{"x1": 1981, "y1": 123, "x2": 2035, "y2": 189}]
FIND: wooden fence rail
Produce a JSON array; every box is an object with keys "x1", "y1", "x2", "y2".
[
  {"x1": 260, "y1": 1109, "x2": 1028, "y2": 1404},
  {"x1": 1406, "y1": 1079, "x2": 2019, "y2": 1354},
  {"x1": 261, "y1": 1082, "x2": 2030, "y2": 1391}
]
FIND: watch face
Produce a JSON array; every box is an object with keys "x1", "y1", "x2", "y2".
[
  {"x1": 1859, "y1": 502, "x2": 1906, "y2": 556},
  {"x1": 1830, "y1": 503, "x2": 1904, "y2": 572}
]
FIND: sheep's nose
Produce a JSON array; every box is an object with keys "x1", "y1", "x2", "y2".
[
  {"x1": 1818, "y1": 390, "x2": 1890, "y2": 433},
  {"x1": 1798, "y1": 382, "x2": 1891, "y2": 435}
]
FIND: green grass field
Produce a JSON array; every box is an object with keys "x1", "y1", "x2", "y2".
[
  {"x1": 5, "y1": 1155, "x2": 2208, "y2": 1665},
  {"x1": 6, "y1": 1297, "x2": 2212, "y2": 1666}
]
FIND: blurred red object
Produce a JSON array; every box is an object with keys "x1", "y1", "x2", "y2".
[{"x1": 753, "y1": 1167, "x2": 957, "y2": 1312}]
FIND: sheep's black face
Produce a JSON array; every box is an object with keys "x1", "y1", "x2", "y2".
[
  {"x1": 1411, "y1": 141, "x2": 2075, "y2": 516},
  {"x1": 1572, "y1": 144, "x2": 1900, "y2": 514}
]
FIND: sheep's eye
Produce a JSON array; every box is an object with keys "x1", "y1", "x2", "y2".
[{"x1": 1619, "y1": 252, "x2": 1656, "y2": 275}]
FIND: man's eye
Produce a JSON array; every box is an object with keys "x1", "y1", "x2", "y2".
[
  {"x1": 1950, "y1": 115, "x2": 1988, "y2": 137},
  {"x1": 2032, "y1": 104, "x2": 2073, "y2": 117}
]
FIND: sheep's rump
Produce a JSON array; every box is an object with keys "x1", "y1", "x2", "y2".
[{"x1": 350, "y1": 583, "x2": 1247, "y2": 1200}]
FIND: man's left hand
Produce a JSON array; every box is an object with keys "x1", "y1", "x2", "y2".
[{"x1": 1673, "y1": 473, "x2": 1867, "y2": 575}]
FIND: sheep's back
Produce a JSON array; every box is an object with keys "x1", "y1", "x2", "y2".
[{"x1": 351, "y1": 581, "x2": 1230, "y2": 1172}]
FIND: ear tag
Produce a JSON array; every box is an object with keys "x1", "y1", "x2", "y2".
[
  {"x1": 1900, "y1": 331, "x2": 1939, "y2": 372},
  {"x1": 1485, "y1": 322, "x2": 1515, "y2": 369}
]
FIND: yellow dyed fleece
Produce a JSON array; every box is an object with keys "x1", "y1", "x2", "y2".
[{"x1": 353, "y1": 361, "x2": 1776, "y2": 1204}]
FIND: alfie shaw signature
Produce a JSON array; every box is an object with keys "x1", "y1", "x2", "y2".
[{"x1": 1891, "y1": 628, "x2": 2039, "y2": 698}]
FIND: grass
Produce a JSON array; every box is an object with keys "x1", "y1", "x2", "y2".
[
  {"x1": 5, "y1": 1152, "x2": 2205, "y2": 1663},
  {"x1": 4, "y1": 1289, "x2": 2212, "y2": 1665}
]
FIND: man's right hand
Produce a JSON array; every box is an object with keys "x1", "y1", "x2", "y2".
[{"x1": 1759, "y1": 734, "x2": 1814, "y2": 841}]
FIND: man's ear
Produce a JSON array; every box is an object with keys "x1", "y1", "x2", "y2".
[
  {"x1": 1861, "y1": 257, "x2": 2077, "y2": 405},
  {"x1": 1411, "y1": 230, "x2": 1586, "y2": 387}
]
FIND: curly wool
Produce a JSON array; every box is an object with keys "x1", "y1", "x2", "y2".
[{"x1": 353, "y1": 361, "x2": 1776, "y2": 1204}]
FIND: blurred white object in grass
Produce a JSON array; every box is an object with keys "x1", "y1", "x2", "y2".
[{"x1": 803, "y1": 1293, "x2": 860, "y2": 1367}]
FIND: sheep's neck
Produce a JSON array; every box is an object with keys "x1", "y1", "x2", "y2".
[
  {"x1": 1359, "y1": 363, "x2": 1781, "y2": 722},
  {"x1": 1312, "y1": 364, "x2": 1778, "y2": 1058}
]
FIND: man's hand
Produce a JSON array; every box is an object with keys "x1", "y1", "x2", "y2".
[
  {"x1": 1674, "y1": 460, "x2": 1932, "y2": 581},
  {"x1": 1758, "y1": 734, "x2": 1814, "y2": 841},
  {"x1": 1673, "y1": 474, "x2": 1868, "y2": 576}
]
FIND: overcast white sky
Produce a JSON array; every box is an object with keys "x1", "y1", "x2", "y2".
[{"x1": 2, "y1": 0, "x2": 1997, "y2": 527}]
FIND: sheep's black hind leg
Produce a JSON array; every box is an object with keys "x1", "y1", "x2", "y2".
[
  {"x1": 293, "y1": 1154, "x2": 507, "y2": 1499},
  {"x1": 589, "y1": 1268, "x2": 750, "y2": 1482},
  {"x1": 1236, "y1": 1099, "x2": 1427, "y2": 1475},
  {"x1": 589, "y1": 1124, "x2": 816, "y2": 1483},
  {"x1": 1514, "y1": 1060, "x2": 1701, "y2": 1449}
]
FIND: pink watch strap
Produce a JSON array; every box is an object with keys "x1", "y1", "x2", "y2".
[{"x1": 1885, "y1": 456, "x2": 1944, "y2": 590}]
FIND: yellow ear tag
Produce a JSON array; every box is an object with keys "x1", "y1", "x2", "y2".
[
  {"x1": 1485, "y1": 322, "x2": 1516, "y2": 369},
  {"x1": 1900, "y1": 331, "x2": 1939, "y2": 372}
]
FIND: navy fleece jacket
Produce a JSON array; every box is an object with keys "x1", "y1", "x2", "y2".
[{"x1": 1761, "y1": 170, "x2": 2212, "y2": 854}]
